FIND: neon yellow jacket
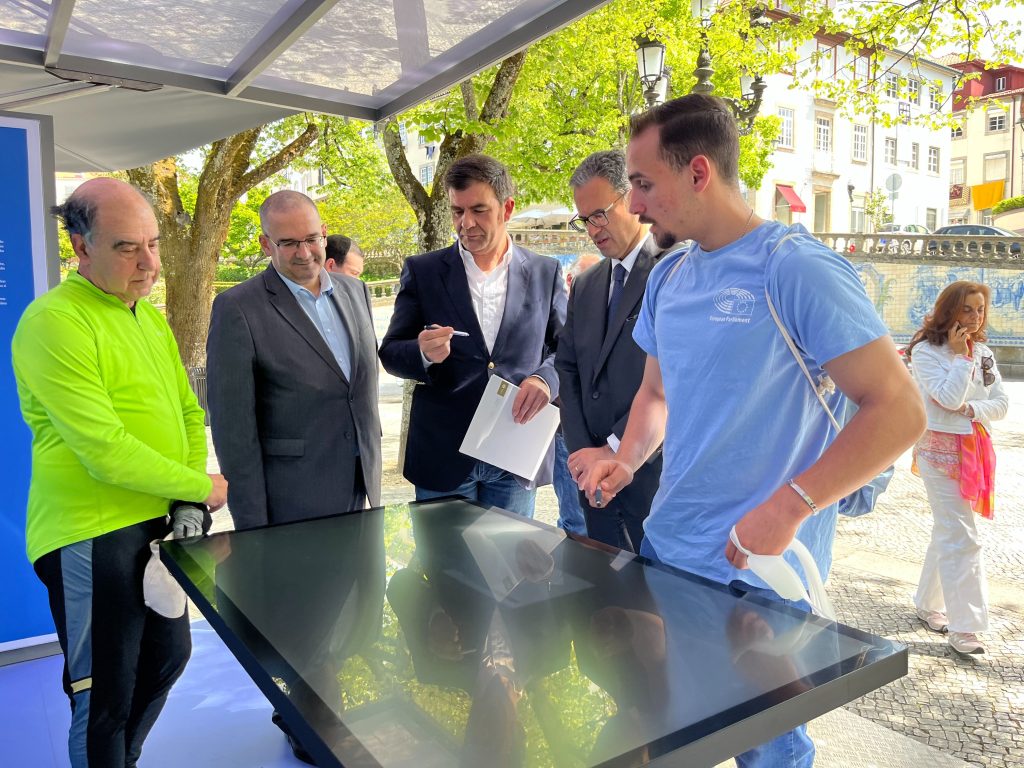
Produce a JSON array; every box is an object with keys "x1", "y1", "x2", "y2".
[{"x1": 12, "y1": 272, "x2": 212, "y2": 563}]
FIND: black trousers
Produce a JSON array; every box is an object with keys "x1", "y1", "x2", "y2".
[{"x1": 34, "y1": 516, "x2": 191, "y2": 768}]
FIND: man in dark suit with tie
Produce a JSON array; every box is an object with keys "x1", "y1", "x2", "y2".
[
  {"x1": 379, "y1": 154, "x2": 566, "y2": 517},
  {"x1": 206, "y1": 190, "x2": 381, "y2": 531},
  {"x1": 555, "y1": 150, "x2": 665, "y2": 551}
]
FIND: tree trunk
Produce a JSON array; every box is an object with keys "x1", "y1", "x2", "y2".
[
  {"x1": 383, "y1": 51, "x2": 528, "y2": 251},
  {"x1": 128, "y1": 122, "x2": 319, "y2": 368}
]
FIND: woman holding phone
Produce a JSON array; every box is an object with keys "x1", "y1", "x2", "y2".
[{"x1": 906, "y1": 281, "x2": 1008, "y2": 655}]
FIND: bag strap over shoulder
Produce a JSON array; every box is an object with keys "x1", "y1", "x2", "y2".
[{"x1": 763, "y1": 232, "x2": 842, "y2": 432}]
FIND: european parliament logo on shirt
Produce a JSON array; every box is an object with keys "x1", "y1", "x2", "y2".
[{"x1": 710, "y1": 287, "x2": 755, "y2": 324}]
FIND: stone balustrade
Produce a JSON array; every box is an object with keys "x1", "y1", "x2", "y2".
[{"x1": 817, "y1": 233, "x2": 1023, "y2": 265}]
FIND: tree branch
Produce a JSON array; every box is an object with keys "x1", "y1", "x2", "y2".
[
  {"x1": 461, "y1": 80, "x2": 479, "y2": 122},
  {"x1": 479, "y1": 51, "x2": 528, "y2": 123},
  {"x1": 382, "y1": 119, "x2": 429, "y2": 214},
  {"x1": 239, "y1": 122, "x2": 320, "y2": 191}
]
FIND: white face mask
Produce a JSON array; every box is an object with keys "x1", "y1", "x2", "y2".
[
  {"x1": 142, "y1": 538, "x2": 187, "y2": 619},
  {"x1": 729, "y1": 526, "x2": 835, "y2": 621}
]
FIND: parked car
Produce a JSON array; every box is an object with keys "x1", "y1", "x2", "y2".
[
  {"x1": 877, "y1": 223, "x2": 932, "y2": 234},
  {"x1": 875, "y1": 223, "x2": 931, "y2": 253},
  {"x1": 928, "y1": 224, "x2": 1023, "y2": 255}
]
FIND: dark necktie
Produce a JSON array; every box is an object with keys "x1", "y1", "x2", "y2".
[{"x1": 607, "y1": 262, "x2": 627, "y2": 325}]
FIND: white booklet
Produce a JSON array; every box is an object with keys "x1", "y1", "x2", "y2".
[{"x1": 459, "y1": 375, "x2": 560, "y2": 482}]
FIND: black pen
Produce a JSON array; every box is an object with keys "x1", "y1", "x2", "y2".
[{"x1": 424, "y1": 324, "x2": 469, "y2": 337}]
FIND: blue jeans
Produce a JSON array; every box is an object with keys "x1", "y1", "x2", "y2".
[
  {"x1": 415, "y1": 460, "x2": 536, "y2": 518},
  {"x1": 553, "y1": 432, "x2": 587, "y2": 535},
  {"x1": 639, "y1": 539, "x2": 816, "y2": 768}
]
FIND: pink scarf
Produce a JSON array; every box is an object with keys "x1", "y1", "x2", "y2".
[{"x1": 958, "y1": 422, "x2": 996, "y2": 519}]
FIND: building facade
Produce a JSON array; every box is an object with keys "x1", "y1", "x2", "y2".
[
  {"x1": 750, "y1": 39, "x2": 958, "y2": 234},
  {"x1": 947, "y1": 60, "x2": 1024, "y2": 226}
]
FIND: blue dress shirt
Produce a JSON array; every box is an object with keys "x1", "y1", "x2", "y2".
[{"x1": 278, "y1": 269, "x2": 354, "y2": 382}]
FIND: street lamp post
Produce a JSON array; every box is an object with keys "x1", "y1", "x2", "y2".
[
  {"x1": 636, "y1": 7, "x2": 771, "y2": 133},
  {"x1": 635, "y1": 36, "x2": 667, "y2": 108}
]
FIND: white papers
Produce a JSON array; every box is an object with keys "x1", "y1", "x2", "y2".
[
  {"x1": 460, "y1": 516, "x2": 565, "y2": 602},
  {"x1": 459, "y1": 375, "x2": 560, "y2": 481}
]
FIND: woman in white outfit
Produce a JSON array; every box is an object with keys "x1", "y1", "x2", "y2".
[{"x1": 906, "y1": 281, "x2": 1008, "y2": 655}]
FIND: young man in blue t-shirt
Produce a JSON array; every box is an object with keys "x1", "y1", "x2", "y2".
[{"x1": 579, "y1": 94, "x2": 925, "y2": 767}]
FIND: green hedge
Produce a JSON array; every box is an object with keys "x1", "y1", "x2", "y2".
[{"x1": 993, "y1": 195, "x2": 1024, "y2": 215}]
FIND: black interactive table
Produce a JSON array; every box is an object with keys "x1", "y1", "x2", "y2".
[{"x1": 161, "y1": 498, "x2": 906, "y2": 767}]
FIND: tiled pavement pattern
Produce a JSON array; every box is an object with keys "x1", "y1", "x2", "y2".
[{"x1": 208, "y1": 352, "x2": 1024, "y2": 767}]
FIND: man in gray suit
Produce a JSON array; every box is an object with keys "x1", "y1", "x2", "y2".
[
  {"x1": 555, "y1": 150, "x2": 665, "y2": 552},
  {"x1": 207, "y1": 191, "x2": 381, "y2": 532}
]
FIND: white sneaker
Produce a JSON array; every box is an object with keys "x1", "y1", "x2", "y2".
[
  {"x1": 948, "y1": 632, "x2": 986, "y2": 655},
  {"x1": 916, "y1": 608, "x2": 948, "y2": 633}
]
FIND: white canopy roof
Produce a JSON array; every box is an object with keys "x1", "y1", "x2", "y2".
[{"x1": 0, "y1": 0, "x2": 608, "y2": 171}]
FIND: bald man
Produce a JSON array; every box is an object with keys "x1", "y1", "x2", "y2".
[
  {"x1": 207, "y1": 191, "x2": 381, "y2": 531},
  {"x1": 12, "y1": 178, "x2": 227, "y2": 766}
]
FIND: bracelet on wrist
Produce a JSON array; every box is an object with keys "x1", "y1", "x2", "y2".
[{"x1": 787, "y1": 479, "x2": 819, "y2": 516}]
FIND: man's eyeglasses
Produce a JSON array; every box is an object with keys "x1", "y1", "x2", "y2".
[
  {"x1": 265, "y1": 234, "x2": 325, "y2": 252},
  {"x1": 568, "y1": 192, "x2": 626, "y2": 232},
  {"x1": 981, "y1": 354, "x2": 995, "y2": 386}
]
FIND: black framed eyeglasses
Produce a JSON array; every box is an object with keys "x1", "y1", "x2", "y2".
[
  {"x1": 265, "y1": 234, "x2": 325, "y2": 252},
  {"x1": 568, "y1": 192, "x2": 627, "y2": 232},
  {"x1": 981, "y1": 354, "x2": 995, "y2": 386}
]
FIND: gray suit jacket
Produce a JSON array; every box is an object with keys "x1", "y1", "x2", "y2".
[
  {"x1": 206, "y1": 266, "x2": 381, "y2": 530},
  {"x1": 555, "y1": 236, "x2": 663, "y2": 495}
]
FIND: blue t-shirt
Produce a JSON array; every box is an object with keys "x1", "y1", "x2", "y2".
[{"x1": 633, "y1": 221, "x2": 887, "y2": 589}]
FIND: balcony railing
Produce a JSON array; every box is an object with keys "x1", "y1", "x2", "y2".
[
  {"x1": 817, "y1": 233, "x2": 1023, "y2": 264},
  {"x1": 366, "y1": 278, "x2": 401, "y2": 298}
]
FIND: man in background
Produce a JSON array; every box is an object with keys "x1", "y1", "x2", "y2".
[
  {"x1": 565, "y1": 252, "x2": 600, "y2": 290},
  {"x1": 325, "y1": 233, "x2": 364, "y2": 278},
  {"x1": 379, "y1": 154, "x2": 566, "y2": 516},
  {"x1": 556, "y1": 149, "x2": 665, "y2": 552},
  {"x1": 12, "y1": 178, "x2": 227, "y2": 767}
]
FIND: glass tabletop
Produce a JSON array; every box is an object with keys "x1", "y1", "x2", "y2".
[{"x1": 161, "y1": 498, "x2": 906, "y2": 767}]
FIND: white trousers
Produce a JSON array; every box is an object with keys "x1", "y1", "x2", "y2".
[{"x1": 913, "y1": 457, "x2": 989, "y2": 633}]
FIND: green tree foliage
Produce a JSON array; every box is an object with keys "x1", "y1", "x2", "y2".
[
  {"x1": 377, "y1": 0, "x2": 1021, "y2": 245},
  {"x1": 306, "y1": 118, "x2": 420, "y2": 264},
  {"x1": 864, "y1": 188, "x2": 894, "y2": 231}
]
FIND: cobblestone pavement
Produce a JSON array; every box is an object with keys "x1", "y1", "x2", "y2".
[{"x1": 823, "y1": 382, "x2": 1024, "y2": 768}]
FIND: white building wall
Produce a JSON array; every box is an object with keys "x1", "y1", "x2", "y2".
[{"x1": 751, "y1": 42, "x2": 956, "y2": 233}]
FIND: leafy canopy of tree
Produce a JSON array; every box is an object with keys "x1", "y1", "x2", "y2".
[{"x1": 126, "y1": 0, "x2": 1022, "y2": 362}]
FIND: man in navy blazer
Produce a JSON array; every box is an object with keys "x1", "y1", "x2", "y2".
[
  {"x1": 556, "y1": 150, "x2": 665, "y2": 551},
  {"x1": 379, "y1": 154, "x2": 566, "y2": 517}
]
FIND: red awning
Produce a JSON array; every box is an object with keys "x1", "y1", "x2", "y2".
[{"x1": 776, "y1": 184, "x2": 807, "y2": 213}]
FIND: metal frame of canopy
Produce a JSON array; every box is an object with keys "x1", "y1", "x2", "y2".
[{"x1": 0, "y1": 0, "x2": 611, "y2": 170}]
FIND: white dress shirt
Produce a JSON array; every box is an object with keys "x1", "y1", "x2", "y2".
[
  {"x1": 458, "y1": 236, "x2": 513, "y2": 353},
  {"x1": 606, "y1": 236, "x2": 644, "y2": 302}
]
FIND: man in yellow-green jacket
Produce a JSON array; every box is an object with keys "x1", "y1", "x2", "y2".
[{"x1": 11, "y1": 178, "x2": 227, "y2": 768}]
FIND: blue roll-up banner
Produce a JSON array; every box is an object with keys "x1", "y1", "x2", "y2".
[{"x1": 0, "y1": 112, "x2": 59, "y2": 652}]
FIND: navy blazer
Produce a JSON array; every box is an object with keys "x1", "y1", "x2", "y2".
[
  {"x1": 379, "y1": 242, "x2": 566, "y2": 491},
  {"x1": 555, "y1": 236, "x2": 665, "y2": 543}
]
